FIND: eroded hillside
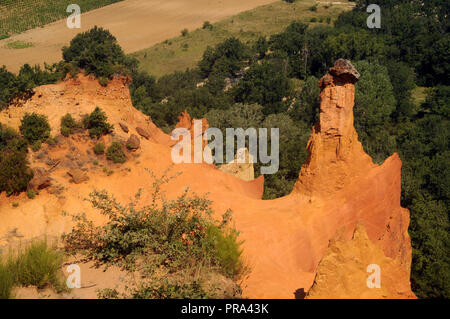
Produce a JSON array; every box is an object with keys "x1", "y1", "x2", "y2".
[{"x1": 0, "y1": 60, "x2": 415, "y2": 299}]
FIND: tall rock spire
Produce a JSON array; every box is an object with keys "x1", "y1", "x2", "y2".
[{"x1": 293, "y1": 59, "x2": 374, "y2": 196}]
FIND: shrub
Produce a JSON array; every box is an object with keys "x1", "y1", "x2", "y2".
[
  {"x1": 0, "y1": 66, "x2": 19, "y2": 110},
  {"x1": 98, "y1": 77, "x2": 109, "y2": 87},
  {"x1": 31, "y1": 141, "x2": 41, "y2": 152},
  {"x1": 1, "y1": 65, "x2": 59, "y2": 111},
  {"x1": 310, "y1": 17, "x2": 317, "y2": 23},
  {"x1": 202, "y1": 21, "x2": 213, "y2": 30},
  {"x1": 19, "y1": 113, "x2": 51, "y2": 144},
  {"x1": 63, "y1": 169, "x2": 245, "y2": 298},
  {"x1": 7, "y1": 240, "x2": 65, "y2": 291},
  {"x1": 94, "y1": 142, "x2": 105, "y2": 155},
  {"x1": 83, "y1": 107, "x2": 113, "y2": 138},
  {"x1": 309, "y1": 4, "x2": 318, "y2": 11},
  {"x1": 60, "y1": 113, "x2": 78, "y2": 137},
  {"x1": 62, "y1": 26, "x2": 137, "y2": 79},
  {"x1": 27, "y1": 189, "x2": 37, "y2": 199},
  {"x1": 198, "y1": 37, "x2": 251, "y2": 78},
  {"x1": 46, "y1": 137, "x2": 56, "y2": 146},
  {"x1": 0, "y1": 261, "x2": 14, "y2": 299},
  {"x1": 206, "y1": 224, "x2": 243, "y2": 278},
  {"x1": 129, "y1": 280, "x2": 211, "y2": 299},
  {"x1": 0, "y1": 124, "x2": 33, "y2": 195},
  {"x1": 106, "y1": 141, "x2": 126, "y2": 163},
  {"x1": 181, "y1": 28, "x2": 189, "y2": 37}
]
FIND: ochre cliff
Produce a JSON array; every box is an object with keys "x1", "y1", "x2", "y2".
[
  {"x1": 307, "y1": 223, "x2": 416, "y2": 299},
  {"x1": 0, "y1": 61, "x2": 415, "y2": 298}
]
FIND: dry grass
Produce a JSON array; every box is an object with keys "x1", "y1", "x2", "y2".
[{"x1": 132, "y1": 0, "x2": 354, "y2": 77}]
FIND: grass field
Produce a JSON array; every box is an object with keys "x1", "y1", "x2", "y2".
[
  {"x1": 5, "y1": 40, "x2": 33, "y2": 49},
  {"x1": 0, "y1": 0, "x2": 123, "y2": 37},
  {"x1": 132, "y1": 0, "x2": 354, "y2": 77},
  {"x1": 411, "y1": 86, "x2": 428, "y2": 106}
]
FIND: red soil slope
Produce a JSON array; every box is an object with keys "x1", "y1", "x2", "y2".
[{"x1": 0, "y1": 60, "x2": 415, "y2": 298}]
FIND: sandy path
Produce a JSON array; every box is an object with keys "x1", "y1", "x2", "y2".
[{"x1": 0, "y1": 0, "x2": 276, "y2": 73}]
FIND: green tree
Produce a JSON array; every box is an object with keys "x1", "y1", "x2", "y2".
[
  {"x1": 198, "y1": 38, "x2": 250, "y2": 78},
  {"x1": 19, "y1": 113, "x2": 51, "y2": 144},
  {"x1": 353, "y1": 60, "x2": 397, "y2": 163},
  {"x1": 62, "y1": 26, "x2": 137, "y2": 79},
  {"x1": 289, "y1": 76, "x2": 320, "y2": 126},
  {"x1": 0, "y1": 124, "x2": 33, "y2": 195},
  {"x1": 83, "y1": 107, "x2": 113, "y2": 138},
  {"x1": 234, "y1": 61, "x2": 292, "y2": 114}
]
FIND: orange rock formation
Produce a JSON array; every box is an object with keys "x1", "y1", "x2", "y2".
[{"x1": 0, "y1": 61, "x2": 415, "y2": 298}]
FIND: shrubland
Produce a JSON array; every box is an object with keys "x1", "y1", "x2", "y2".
[{"x1": 63, "y1": 169, "x2": 245, "y2": 298}]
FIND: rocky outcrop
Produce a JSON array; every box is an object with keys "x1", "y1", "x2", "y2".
[
  {"x1": 136, "y1": 127, "x2": 150, "y2": 140},
  {"x1": 287, "y1": 59, "x2": 414, "y2": 296},
  {"x1": 219, "y1": 148, "x2": 255, "y2": 181},
  {"x1": 294, "y1": 59, "x2": 374, "y2": 197},
  {"x1": 119, "y1": 122, "x2": 129, "y2": 133},
  {"x1": 28, "y1": 167, "x2": 51, "y2": 190},
  {"x1": 67, "y1": 169, "x2": 89, "y2": 184},
  {"x1": 172, "y1": 110, "x2": 210, "y2": 162},
  {"x1": 307, "y1": 223, "x2": 416, "y2": 299},
  {"x1": 126, "y1": 134, "x2": 140, "y2": 151}
]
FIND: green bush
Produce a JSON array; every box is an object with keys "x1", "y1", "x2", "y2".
[
  {"x1": 83, "y1": 107, "x2": 113, "y2": 138},
  {"x1": 106, "y1": 142, "x2": 126, "y2": 163},
  {"x1": 94, "y1": 142, "x2": 105, "y2": 155},
  {"x1": 206, "y1": 224, "x2": 243, "y2": 278},
  {"x1": 0, "y1": 261, "x2": 14, "y2": 299},
  {"x1": 181, "y1": 28, "x2": 189, "y2": 37},
  {"x1": 1, "y1": 64, "x2": 60, "y2": 111},
  {"x1": 98, "y1": 77, "x2": 109, "y2": 87},
  {"x1": 27, "y1": 189, "x2": 37, "y2": 199},
  {"x1": 0, "y1": 66, "x2": 19, "y2": 110},
  {"x1": 31, "y1": 141, "x2": 41, "y2": 152},
  {"x1": 198, "y1": 37, "x2": 251, "y2": 78},
  {"x1": 63, "y1": 169, "x2": 245, "y2": 298},
  {"x1": 202, "y1": 21, "x2": 213, "y2": 30},
  {"x1": 62, "y1": 26, "x2": 137, "y2": 79},
  {"x1": 0, "y1": 124, "x2": 33, "y2": 195},
  {"x1": 129, "y1": 280, "x2": 211, "y2": 299},
  {"x1": 7, "y1": 240, "x2": 65, "y2": 291},
  {"x1": 60, "y1": 113, "x2": 78, "y2": 137},
  {"x1": 19, "y1": 113, "x2": 51, "y2": 144}
]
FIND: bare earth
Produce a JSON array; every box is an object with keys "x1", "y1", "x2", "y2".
[{"x1": 0, "y1": 0, "x2": 276, "y2": 73}]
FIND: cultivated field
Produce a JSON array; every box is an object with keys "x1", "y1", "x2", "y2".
[
  {"x1": 0, "y1": 0, "x2": 277, "y2": 73},
  {"x1": 0, "y1": 0, "x2": 123, "y2": 37}
]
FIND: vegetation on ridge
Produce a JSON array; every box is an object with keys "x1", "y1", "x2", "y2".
[{"x1": 63, "y1": 169, "x2": 245, "y2": 298}]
